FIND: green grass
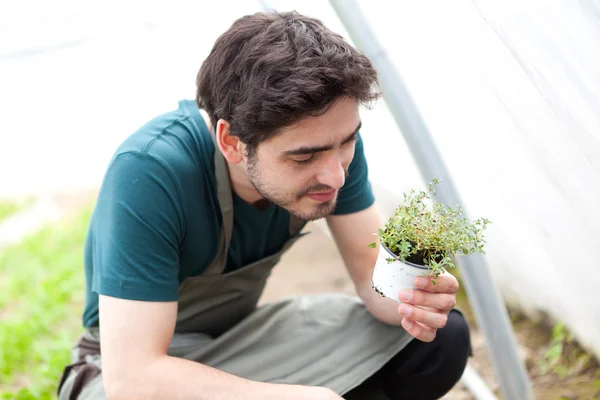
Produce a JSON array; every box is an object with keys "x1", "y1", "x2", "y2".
[
  {"x1": 0, "y1": 198, "x2": 33, "y2": 223},
  {"x1": 0, "y1": 206, "x2": 92, "y2": 399}
]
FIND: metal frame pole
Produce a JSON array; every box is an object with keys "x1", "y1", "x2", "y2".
[{"x1": 329, "y1": 1, "x2": 534, "y2": 399}]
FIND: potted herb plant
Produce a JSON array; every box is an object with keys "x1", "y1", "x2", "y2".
[{"x1": 370, "y1": 178, "x2": 490, "y2": 302}]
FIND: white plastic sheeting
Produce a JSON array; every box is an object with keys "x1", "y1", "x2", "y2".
[
  {"x1": 1, "y1": 0, "x2": 599, "y2": 358},
  {"x1": 353, "y1": 0, "x2": 600, "y2": 358}
]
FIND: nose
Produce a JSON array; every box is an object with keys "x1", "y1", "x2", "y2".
[{"x1": 316, "y1": 154, "x2": 346, "y2": 190}]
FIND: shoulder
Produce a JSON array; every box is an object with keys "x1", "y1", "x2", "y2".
[
  {"x1": 118, "y1": 100, "x2": 212, "y2": 162},
  {"x1": 96, "y1": 100, "x2": 219, "y2": 235},
  {"x1": 108, "y1": 100, "x2": 216, "y2": 195}
]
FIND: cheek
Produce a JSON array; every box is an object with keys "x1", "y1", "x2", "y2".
[
  {"x1": 274, "y1": 162, "x2": 313, "y2": 188},
  {"x1": 284, "y1": 165, "x2": 320, "y2": 192}
]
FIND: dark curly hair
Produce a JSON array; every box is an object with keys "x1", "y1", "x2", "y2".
[{"x1": 196, "y1": 10, "x2": 379, "y2": 154}]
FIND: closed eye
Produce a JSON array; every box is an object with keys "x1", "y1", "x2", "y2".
[
  {"x1": 344, "y1": 133, "x2": 359, "y2": 145},
  {"x1": 291, "y1": 134, "x2": 356, "y2": 165},
  {"x1": 292, "y1": 154, "x2": 316, "y2": 165},
  {"x1": 282, "y1": 122, "x2": 361, "y2": 159}
]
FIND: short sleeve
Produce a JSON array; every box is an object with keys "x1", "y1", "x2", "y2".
[
  {"x1": 332, "y1": 132, "x2": 375, "y2": 215},
  {"x1": 90, "y1": 151, "x2": 184, "y2": 302}
]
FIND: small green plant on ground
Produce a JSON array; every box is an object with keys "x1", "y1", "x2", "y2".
[
  {"x1": 0, "y1": 205, "x2": 92, "y2": 399},
  {"x1": 0, "y1": 198, "x2": 33, "y2": 223},
  {"x1": 538, "y1": 322, "x2": 596, "y2": 379},
  {"x1": 369, "y1": 178, "x2": 490, "y2": 283}
]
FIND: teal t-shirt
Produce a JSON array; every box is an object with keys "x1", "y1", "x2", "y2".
[{"x1": 82, "y1": 100, "x2": 375, "y2": 327}]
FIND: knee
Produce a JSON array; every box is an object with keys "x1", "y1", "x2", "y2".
[
  {"x1": 379, "y1": 310, "x2": 473, "y2": 400},
  {"x1": 439, "y1": 309, "x2": 471, "y2": 353},
  {"x1": 434, "y1": 310, "x2": 472, "y2": 383}
]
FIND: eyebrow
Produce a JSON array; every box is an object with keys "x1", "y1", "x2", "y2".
[{"x1": 282, "y1": 121, "x2": 362, "y2": 157}]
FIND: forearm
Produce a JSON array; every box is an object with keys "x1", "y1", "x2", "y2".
[
  {"x1": 326, "y1": 205, "x2": 406, "y2": 326},
  {"x1": 106, "y1": 354, "x2": 312, "y2": 400}
]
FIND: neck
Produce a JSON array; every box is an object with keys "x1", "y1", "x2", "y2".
[
  {"x1": 227, "y1": 162, "x2": 265, "y2": 205},
  {"x1": 200, "y1": 109, "x2": 267, "y2": 207}
]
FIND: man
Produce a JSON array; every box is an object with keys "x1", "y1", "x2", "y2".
[{"x1": 58, "y1": 10, "x2": 471, "y2": 400}]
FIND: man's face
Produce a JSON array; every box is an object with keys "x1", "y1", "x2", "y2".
[{"x1": 243, "y1": 97, "x2": 361, "y2": 221}]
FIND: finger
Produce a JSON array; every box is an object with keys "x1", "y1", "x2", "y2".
[
  {"x1": 398, "y1": 303, "x2": 449, "y2": 329},
  {"x1": 413, "y1": 273, "x2": 459, "y2": 294},
  {"x1": 398, "y1": 289, "x2": 456, "y2": 311},
  {"x1": 420, "y1": 305, "x2": 441, "y2": 312},
  {"x1": 401, "y1": 317, "x2": 437, "y2": 342}
]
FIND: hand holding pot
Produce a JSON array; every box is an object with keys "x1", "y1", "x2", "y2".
[{"x1": 397, "y1": 273, "x2": 459, "y2": 342}]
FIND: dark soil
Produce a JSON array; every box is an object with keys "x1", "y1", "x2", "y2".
[{"x1": 383, "y1": 240, "x2": 444, "y2": 267}]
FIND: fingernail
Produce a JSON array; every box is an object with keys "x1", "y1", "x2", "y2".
[
  {"x1": 399, "y1": 304, "x2": 411, "y2": 317},
  {"x1": 399, "y1": 290, "x2": 413, "y2": 302},
  {"x1": 415, "y1": 277, "x2": 428, "y2": 288},
  {"x1": 403, "y1": 318, "x2": 414, "y2": 329}
]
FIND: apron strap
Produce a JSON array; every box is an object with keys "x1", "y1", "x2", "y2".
[
  {"x1": 204, "y1": 120, "x2": 234, "y2": 276},
  {"x1": 200, "y1": 104, "x2": 305, "y2": 275}
]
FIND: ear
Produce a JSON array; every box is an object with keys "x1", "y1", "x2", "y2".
[{"x1": 215, "y1": 119, "x2": 245, "y2": 164}]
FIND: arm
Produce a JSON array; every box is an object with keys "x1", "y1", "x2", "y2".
[
  {"x1": 100, "y1": 296, "x2": 338, "y2": 400},
  {"x1": 327, "y1": 132, "x2": 457, "y2": 341},
  {"x1": 326, "y1": 204, "x2": 404, "y2": 325},
  {"x1": 326, "y1": 204, "x2": 459, "y2": 342},
  {"x1": 95, "y1": 153, "x2": 340, "y2": 400}
]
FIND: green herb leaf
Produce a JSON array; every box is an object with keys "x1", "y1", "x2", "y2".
[{"x1": 372, "y1": 178, "x2": 490, "y2": 273}]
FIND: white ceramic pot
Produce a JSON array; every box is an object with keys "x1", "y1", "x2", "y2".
[{"x1": 371, "y1": 244, "x2": 429, "y2": 303}]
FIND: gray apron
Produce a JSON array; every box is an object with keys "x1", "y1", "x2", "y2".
[{"x1": 58, "y1": 124, "x2": 414, "y2": 399}]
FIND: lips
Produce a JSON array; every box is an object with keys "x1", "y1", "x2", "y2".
[{"x1": 306, "y1": 190, "x2": 337, "y2": 202}]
